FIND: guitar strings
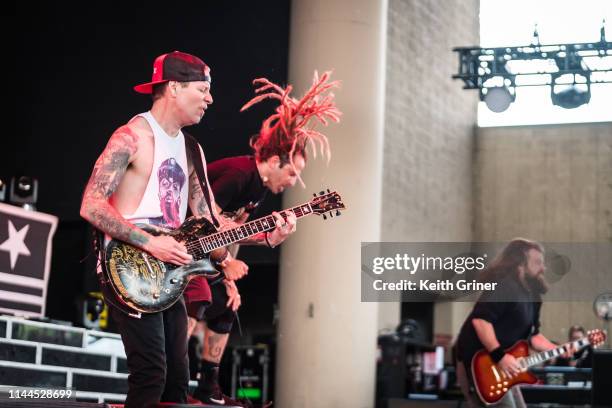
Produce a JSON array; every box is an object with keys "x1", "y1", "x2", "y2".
[
  {"x1": 182, "y1": 204, "x2": 312, "y2": 256},
  {"x1": 183, "y1": 211, "x2": 299, "y2": 251}
]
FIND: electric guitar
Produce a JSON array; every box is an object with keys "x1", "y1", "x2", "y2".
[
  {"x1": 472, "y1": 329, "x2": 606, "y2": 405},
  {"x1": 101, "y1": 191, "x2": 345, "y2": 314}
]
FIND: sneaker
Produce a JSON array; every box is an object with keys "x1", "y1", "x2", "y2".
[{"x1": 193, "y1": 383, "x2": 253, "y2": 408}]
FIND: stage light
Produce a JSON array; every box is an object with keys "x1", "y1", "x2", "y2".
[
  {"x1": 453, "y1": 22, "x2": 611, "y2": 118},
  {"x1": 593, "y1": 293, "x2": 612, "y2": 321},
  {"x1": 82, "y1": 292, "x2": 108, "y2": 330},
  {"x1": 396, "y1": 318, "x2": 425, "y2": 342},
  {"x1": 483, "y1": 86, "x2": 515, "y2": 112},
  {"x1": 0, "y1": 178, "x2": 5, "y2": 202},
  {"x1": 9, "y1": 176, "x2": 39, "y2": 211},
  {"x1": 551, "y1": 84, "x2": 591, "y2": 109}
]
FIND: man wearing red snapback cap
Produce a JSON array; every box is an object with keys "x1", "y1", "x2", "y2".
[{"x1": 80, "y1": 51, "x2": 251, "y2": 407}]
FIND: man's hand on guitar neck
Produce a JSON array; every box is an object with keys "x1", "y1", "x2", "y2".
[
  {"x1": 143, "y1": 235, "x2": 193, "y2": 266},
  {"x1": 266, "y1": 211, "x2": 297, "y2": 248},
  {"x1": 531, "y1": 332, "x2": 574, "y2": 359}
]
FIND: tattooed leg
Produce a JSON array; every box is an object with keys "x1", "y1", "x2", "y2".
[{"x1": 203, "y1": 325, "x2": 229, "y2": 364}]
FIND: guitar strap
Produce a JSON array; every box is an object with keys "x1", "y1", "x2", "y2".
[
  {"x1": 184, "y1": 132, "x2": 220, "y2": 228},
  {"x1": 185, "y1": 133, "x2": 226, "y2": 287}
]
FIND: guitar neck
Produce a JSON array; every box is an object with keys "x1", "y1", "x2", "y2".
[
  {"x1": 195, "y1": 202, "x2": 315, "y2": 252},
  {"x1": 519, "y1": 337, "x2": 590, "y2": 370}
]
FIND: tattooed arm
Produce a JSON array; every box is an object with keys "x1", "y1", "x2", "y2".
[
  {"x1": 80, "y1": 126, "x2": 191, "y2": 265},
  {"x1": 80, "y1": 127, "x2": 146, "y2": 244}
]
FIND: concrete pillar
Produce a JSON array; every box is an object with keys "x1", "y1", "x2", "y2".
[
  {"x1": 383, "y1": 0, "x2": 479, "y2": 356},
  {"x1": 275, "y1": 1, "x2": 387, "y2": 407}
]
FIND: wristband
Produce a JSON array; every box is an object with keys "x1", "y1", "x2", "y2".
[
  {"x1": 490, "y1": 346, "x2": 506, "y2": 364},
  {"x1": 213, "y1": 250, "x2": 230, "y2": 268},
  {"x1": 265, "y1": 231, "x2": 276, "y2": 248}
]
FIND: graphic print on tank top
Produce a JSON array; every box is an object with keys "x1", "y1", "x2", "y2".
[
  {"x1": 149, "y1": 158, "x2": 186, "y2": 228},
  {"x1": 119, "y1": 111, "x2": 189, "y2": 230}
]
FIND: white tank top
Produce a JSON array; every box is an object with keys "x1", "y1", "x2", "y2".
[{"x1": 124, "y1": 111, "x2": 189, "y2": 229}]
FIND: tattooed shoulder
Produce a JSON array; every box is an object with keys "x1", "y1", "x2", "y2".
[
  {"x1": 84, "y1": 126, "x2": 140, "y2": 200},
  {"x1": 108, "y1": 125, "x2": 140, "y2": 156}
]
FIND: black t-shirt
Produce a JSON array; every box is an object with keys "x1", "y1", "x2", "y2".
[
  {"x1": 456, "y1": 275, "x2": 542, "y2": 364},
  {"x1": 207, "y1": 155, "x2": 268, "y2": 213}
]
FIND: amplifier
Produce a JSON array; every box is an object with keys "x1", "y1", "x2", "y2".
[
  {"x1": 231, "y1": 345, "x2": 269, "y2": 404},
  {"x1": 592, "y1": 349, "x2": 612, "y2": 407}
]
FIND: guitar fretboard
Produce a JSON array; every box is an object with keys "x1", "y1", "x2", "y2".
[
  {"x1": 519, "y1": 337, "x2": 590, "y2": 369},
  {"x1": 188, "y1": 203, "x2": 314, "y2": 259}
]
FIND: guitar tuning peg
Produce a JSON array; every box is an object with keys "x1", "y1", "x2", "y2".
[
  {"x1": 323, "y1": 214, "x2": 327, "y2": 220},
  {"x1": 329, "y1": 212, "x2": 334, "y2": 218},
  {"x1": 327, "y1": 188, "x2": 330, "y2": 193},
  {"x1": 336, "y1": 210, "x2": 341, "y2": 216},
  {"x1": 319, "y1": 191, "x2": 325, "y2": 196},
  {"x1": 313, "y1": 193, "x2": 317, "y2": 197}
]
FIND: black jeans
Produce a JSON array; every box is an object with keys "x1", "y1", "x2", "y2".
[{"x1": 110, "y1": 297, "x2": 189, "y2": 408}]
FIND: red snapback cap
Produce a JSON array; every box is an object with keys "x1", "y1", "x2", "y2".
[{"x1": 134, "y1": 51, "x2": 211, "y2": 94}]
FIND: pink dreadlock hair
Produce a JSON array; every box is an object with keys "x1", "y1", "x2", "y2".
[{"x1": 240, "y1": 71, "x2": 341, "y2": 187}]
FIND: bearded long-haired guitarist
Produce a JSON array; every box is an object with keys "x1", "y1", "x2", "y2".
[{"x1": 454, "y1": 238, "x2": 569, "y2": 408}]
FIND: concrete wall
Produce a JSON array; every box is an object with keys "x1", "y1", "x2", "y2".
[
  {"x1": 381, "y1": 0, "x2": 479, "y2": 335},
  {"x1": 474, "y1": 122, "x2": 612, "y2": 341},
  {"x1": 383, "y1": 0, "x2": 478, "y2": 241}
]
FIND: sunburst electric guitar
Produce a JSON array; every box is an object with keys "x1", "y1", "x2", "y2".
[
  {"x1": 472, "y1": 329, "x2": 606, "y2": 405},
  {"x1": 102, "y1": 191, "x2": 345, "y2": 314}
]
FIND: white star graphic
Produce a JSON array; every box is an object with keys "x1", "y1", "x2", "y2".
[{"x1": 0, "y1": 221, "x2": 31, "y2": 270}]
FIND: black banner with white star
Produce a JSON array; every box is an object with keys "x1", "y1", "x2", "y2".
[{"x1": 0, "y1": 203, "x2": 58, "y2": 317}]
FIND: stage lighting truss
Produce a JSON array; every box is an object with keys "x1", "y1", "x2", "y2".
[{"x1": 453, "y1": 28, "x2": 612, "y2": 112}]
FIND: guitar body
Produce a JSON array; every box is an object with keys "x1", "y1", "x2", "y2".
[
  {"x1": 471, "y1": 340, "x2": 537, "y2": 405},
  {"x1": 99, "y1": 191, "x2": 346, "y2": 314},
  {"x1": 102, "y1": 217, "x2": 221, "y2": 314}
]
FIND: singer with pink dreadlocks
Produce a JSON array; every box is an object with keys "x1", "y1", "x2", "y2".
[{"x1": 185, "y1": 71, "x2": 341, "y2": 407}]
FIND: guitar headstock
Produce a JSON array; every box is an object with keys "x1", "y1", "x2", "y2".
[
  {"x1": 587, "y1": 329, "x2": 607, "y2": 348},
  {"x1": 310, "y1": 189, "x2": 346, "y2": 220}
]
